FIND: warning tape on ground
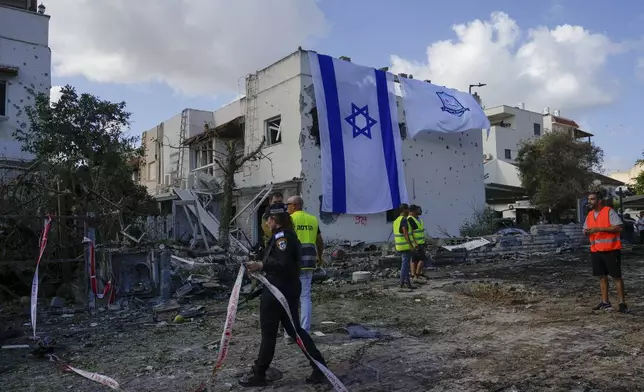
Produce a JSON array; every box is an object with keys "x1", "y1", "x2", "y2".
[
  {"x1": 193, "y1": 265, "x2": 246, "y2": 392},
  {"x1": 30, "y1": 216, "x2": 53, "y2": 340},
  {"x1": 195, "y1": 264, "x2": 348, "y2": 392},
  {"x1": 49, "y1": 354, "x2": 121, "y2": 390}
]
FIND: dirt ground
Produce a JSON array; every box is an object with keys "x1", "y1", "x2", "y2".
[{"x1": 3, "y1": 251, "x2": 644, "y2": 392}]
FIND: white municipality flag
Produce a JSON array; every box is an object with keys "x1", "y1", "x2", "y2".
[
  {"x1": 309, "y1": 53, "x2": 408, "y2": 214},
  {"x1": 399, "y1": 78, "x2": 490, "y2": 138}
]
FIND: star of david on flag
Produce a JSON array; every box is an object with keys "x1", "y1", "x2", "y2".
[
  {"x1": 309, "y1": 52, "x2": 409, "y2": 214},
  {"x1": 345, "y1": 103, "x2": 377, "y2": 139}
]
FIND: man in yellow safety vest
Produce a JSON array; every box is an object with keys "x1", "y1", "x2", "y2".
[
  {"x1": 392, "y1": 203, "x2": 415, "y2": 290},
  {"x1": 407, "y1": 205, "x2": 427, "y2": 284},
  {"x1": 283, "y1": 195, "x2": 323, "y2": 340}
]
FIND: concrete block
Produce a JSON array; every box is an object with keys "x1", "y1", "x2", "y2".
[{"x1": 352, "y1": 271, "x2": 372, "y2": 283}]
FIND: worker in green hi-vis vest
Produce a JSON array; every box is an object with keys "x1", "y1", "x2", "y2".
[
  {"x1": 392, "y1": 203, "x2": 416, "y2": 290},
  {"x1": 407, "y1": 204, "x2": 428, "y2": 284}
]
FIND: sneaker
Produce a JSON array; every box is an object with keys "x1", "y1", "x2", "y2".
[
  {"x1": 306, "y1": 369, "x2": 329, "y2": 385},
  {"x1": 592, "y1": 302, "x2": 612, "y2": 311},
  {"x1": 404, "y1": 283, "x2": 416, "y2": 290},
  {"x1": 238, "y1": 371, "x2": 268, "y2": 387},
  {"x1": 618, "y1": 303, "x2": 629, "y2": 314}
]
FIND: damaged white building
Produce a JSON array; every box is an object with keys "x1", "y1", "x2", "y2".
[{"x1": 136, "y1": 49, "x2": 485, "y2": 245}]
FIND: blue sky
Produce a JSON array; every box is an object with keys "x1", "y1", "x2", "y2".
[{"x1": 49, "y1": 0, "x2": 644, "y2": 172}]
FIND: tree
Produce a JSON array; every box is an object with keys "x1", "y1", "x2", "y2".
[
  {"x1": 8, "y1": 85, "x2": 157, "y2": 247},
  {"x1": 631, "y1": 153, "x2": 644, "y2": 195},
  {"x1": 515, "y1": 131, "x2": 603, "y2": 221},
  {"x1": 206, "y1": 124, "x2": 266, "y2": 249}
]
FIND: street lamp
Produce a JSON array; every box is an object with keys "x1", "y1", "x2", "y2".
[{"x1": 469, "y1": 83, "x2": 486, "y2": 94}]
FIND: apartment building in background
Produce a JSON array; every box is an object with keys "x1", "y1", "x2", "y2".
[
  {"x1": 136, "y1": 49, "x2": 486, "y2": 243},
  {"x1": 0, "y1": 0, "x2": 51, "y2": 162},
  {"x1": 139, "y1": 109, "x2": 214, "y2": 199},
  {"x1": 483, "y1": 104, "x2": 599, "y2": 222}
]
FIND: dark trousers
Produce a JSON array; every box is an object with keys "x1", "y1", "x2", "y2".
[{"x1": 254, "y1": 288, "x2": 326, "y2": 375}]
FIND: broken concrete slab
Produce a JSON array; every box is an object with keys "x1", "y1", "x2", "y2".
[{"x1": 352, "y1": 271, "x2": 372, "y2": 283}]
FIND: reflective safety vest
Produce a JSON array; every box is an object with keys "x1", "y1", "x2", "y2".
[
  {"x1": 262, "y1": 220, "x2": 272, "y2": 246},
  {"x1": 291, "y1": 210, "x2": 319, "y2": 270},
  {"x1": 408, "y1": 216, "x2": 425, "y2": 245},
  {"x1": 392, "y1": 216, "x2": 411, "y2": 252},
  {"x1": 586, "y1": 207, "x2": 621, "y2": 253}
]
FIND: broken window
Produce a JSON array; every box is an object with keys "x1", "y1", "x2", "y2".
[
  {"x1": 0, "y1": 81, "x2": 6, "y2": 116},
  {"x1": 194, "y1": 142, "x2": 214, "y2": 176},
  {"x1": 266, "y1": 116, "x2": 282, "y2": 146}
]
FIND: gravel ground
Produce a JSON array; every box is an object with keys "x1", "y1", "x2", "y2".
[{"x1": 2, "y1": 252, "x2": 644, "y2": 392}]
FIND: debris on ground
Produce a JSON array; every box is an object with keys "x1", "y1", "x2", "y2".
[{"x1": 2, "y1": 248, "x2": 644, "y2": 391}]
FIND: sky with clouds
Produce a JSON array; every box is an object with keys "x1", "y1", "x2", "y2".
[{"x1": 46, "y1": 0, "x2": 644, "y2": 173}]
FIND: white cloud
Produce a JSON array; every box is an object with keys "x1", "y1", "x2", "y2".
[
  {"x1": 637, "y1": 57, "x2": 644, "y2": 80},
  {"x1": 50, "y1": 85, "x2": 63, "y2": 104},
  {"x1": 47, "y1": 0, "x2": 328, "y2": 96},
  {"x1": 390, "y1": 12, "x2": 624, "y2": 112}
]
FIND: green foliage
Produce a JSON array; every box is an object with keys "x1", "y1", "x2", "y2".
[
  {"x1": 1, "y1": 86, "x2": 157, "y2": 262},
  {"x1": 13, "y1": 85, "x2": 156, "y2": 217},
  {"x1": 633, "y1": 170, "x2": 644, "y2": 195},
  {"x1": 515, "y1": 132, "x2": 603, "y2": 219},
  {"x1": 459, "y1": 207, "x2": 499, "y2": 237},
  {"x1": 632, "y1": 153, "x2": 644, "y2": 195}
]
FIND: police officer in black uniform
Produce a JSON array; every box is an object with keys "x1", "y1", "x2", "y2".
[{"x1": 239, "y1": 203, "x2": 328, "y2": 387}]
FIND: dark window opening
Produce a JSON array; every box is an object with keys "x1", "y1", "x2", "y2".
[
  {"x1": 309, "y1": 107, "x2": 320, "y2": 146},
  {"x1": 0, "y1": 81, "x2": 7, "y2": 116},
  {"x1": 504, "y1": 149, "x2": 512, "y2": 159},
  {"x1": 266, "y1": 116, "x2": 282, "y2": 146},
  {"x1": 533, "y1": 123, "x2": 541, "y2": 136}
]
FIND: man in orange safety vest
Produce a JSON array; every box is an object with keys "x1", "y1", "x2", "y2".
[{"x1": 583, "y1": 191, "x2": 627, "y2": 313}]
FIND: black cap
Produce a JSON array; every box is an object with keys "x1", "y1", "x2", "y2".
[{"x1": 268, "y1": 203, "x2": 288, "y2": 216}]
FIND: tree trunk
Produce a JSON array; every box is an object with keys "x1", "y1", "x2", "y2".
[{"x1": 218, "y1": 170, "x2": 235, "y2": 249}]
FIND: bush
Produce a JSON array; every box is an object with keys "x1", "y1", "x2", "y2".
[{"x1": 459, "y1": 208, "x2": 499, "y2": 237}]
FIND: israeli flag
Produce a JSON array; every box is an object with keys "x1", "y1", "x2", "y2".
[
  {"x1": 309, "y1": 53, "x2": 408, "y2": 214},
  {"x1": 399, "y1": 77, "x2": 490, "y2": 138}
]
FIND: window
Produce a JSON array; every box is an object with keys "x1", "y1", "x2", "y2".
[
  {"x1": 533, "y1": 123, "x2": 541, "y2": 136},
  {"x1": 0, "y1": 81, "x2": 7, "y2": 117},
  {"x1": 265, "y1": 116, "x2": 282, "y2": 146},
  {"x1": 504, "y1": 149, "x2": 512, "y2": 160}
]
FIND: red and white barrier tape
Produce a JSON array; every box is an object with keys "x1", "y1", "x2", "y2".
[
  {"x1": 83, "y1": 237, "x2": 114, "y2": 302},
  {"x1": 251, "y1": 272, "x2": 348, "y2": 392},
  {"x1": 49, "y1": 354, "x2": 121, "y2": 390},
  {"x1": 195, "y1": 265, "x2": 347, "y2": 392},
  {"x1": 212, "y1": 264, "x2": 245, "y2": 375},
  {"x1": 193, "y1": 265, "x2": 246, "y2": 392},
  {"x1": 31, "y1": 216, "x2": 53, "y2": 340}
]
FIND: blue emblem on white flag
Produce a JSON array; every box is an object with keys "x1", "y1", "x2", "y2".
[
  {"x1": 309, "y1": 52, "x2": 409, "y2": 214},
  {"x1": 399, "y1": 78, "x2": 490, "y2": 138},
  {"x1": 436, "y1": 92, "x2": 470, "y2": 117}
]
